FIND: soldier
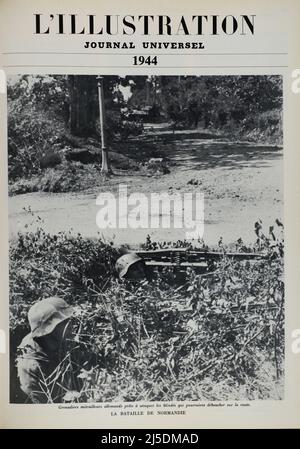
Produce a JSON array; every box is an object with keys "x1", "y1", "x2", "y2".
[
  {"x1": 16, "y1": 296, "x2": 82, "y2": 404},
  {"x1": 115, "y1": 253, "x2": 148, "y2": 281}
]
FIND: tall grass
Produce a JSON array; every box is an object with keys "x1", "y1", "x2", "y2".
[{"x1": 10, "y1": 223, "x2": 284, "y2": 402}]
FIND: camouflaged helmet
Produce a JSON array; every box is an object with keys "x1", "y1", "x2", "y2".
[
  {"x1": 115, "y1": 253, "x2": 143, "y2": 279},
  {"x1": 28, "y1": 297, "x2": 73, "y2": 339}
]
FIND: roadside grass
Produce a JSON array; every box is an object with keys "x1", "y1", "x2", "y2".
[{"x1": 10, "y1": 223, "x2": 284, "y2": 402}]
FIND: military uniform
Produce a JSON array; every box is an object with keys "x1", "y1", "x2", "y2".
[{"x1": 16, "y1": 297, "x2": 82, "y2": 404}]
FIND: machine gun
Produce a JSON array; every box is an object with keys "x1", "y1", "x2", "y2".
[
  {"x1": 129, "y1": 249, "x2": 281, "y2": 315},
  {"x1": 135, "y1": 247, "x2": 268, "y2": 273}
]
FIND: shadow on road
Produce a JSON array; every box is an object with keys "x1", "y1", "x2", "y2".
[
  {"x1": 165, "y1": 141, "x2": 283, "y2": 171},
  {"x1": 120, "y1": 126, "x2": 283, "y2": 171}
]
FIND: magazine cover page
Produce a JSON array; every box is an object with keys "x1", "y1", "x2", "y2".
[{"x1": 0, "y1": 0, "x2": 300, "y2": 429}]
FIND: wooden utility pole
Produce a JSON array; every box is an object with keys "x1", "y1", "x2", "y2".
[
  {"x1": 97, "y1": 75, "x2": 111, "y2": 175},
  {"x1": 146, "y1": 77, "x2": 150, "y2": 105}
]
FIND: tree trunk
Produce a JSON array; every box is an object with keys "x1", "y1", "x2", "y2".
[{"x1": 68, "y1": 75, "x2": 97, "y2": 137}]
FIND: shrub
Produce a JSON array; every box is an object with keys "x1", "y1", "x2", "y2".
[
  {"x1": 220, "y1": 109, "x2": 283, "y2": 145},
  {"x1": 8, "y1": 105, "x2": 66, "y2": 181},
  {"x1": 9, "y1": 223, "x2": 284, "y2": 402}
]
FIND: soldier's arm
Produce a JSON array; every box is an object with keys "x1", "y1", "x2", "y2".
[{"x1": 16, "y1": 356, "x2": 50, "y2": 404}]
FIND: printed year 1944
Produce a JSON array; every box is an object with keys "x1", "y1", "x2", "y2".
[{"x1": 133, "y1": 56, "x2": 158, "y2": 65}]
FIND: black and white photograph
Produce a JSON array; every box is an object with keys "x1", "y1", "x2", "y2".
[{"x1": 8, "y1": 74, "x2": 284, "y2": 404}]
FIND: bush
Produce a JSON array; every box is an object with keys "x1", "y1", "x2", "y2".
[
  {"x1": 10, "y1": 223, "x2": 284, "y2": 402},
  {"x1": 10, "y1": 230, "x2": 119, "y2": 321},
  {"x1": 8, "y1": 156, "x2": 141, "y2": 195},
  {"x1": 219, "y1": 109, "x2": 283, "y2": 145},
  {"x1": 8, "y1": 103, "x2": 66, "y2": 181}
]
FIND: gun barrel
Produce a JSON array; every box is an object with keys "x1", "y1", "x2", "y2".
[
  {"x1": 136, "y1": 249, "x2": 267, "y2": 262},
  {"x1": 145, "y1": 261, "x2": 208, "y2": 268},
  {"x1": 188, "y1": 250, "x2": 267, "y2": 260}
]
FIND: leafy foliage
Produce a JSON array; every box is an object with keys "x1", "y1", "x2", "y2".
[
  {"x1": 7, "y1": 75, "x2": 68, "y2": 181},
  {"x1": 129, "y1": 75, "x2": 283, "y2": 143},
  {"x1": 7, "y1": 75, "x2": 142, "y2": 183},
  {"x1": 8, "y1": 75, "x2": 283, "y2": 184},
  {"x1": 10, "y1": 222, "x2": 284, "y2": 402}
]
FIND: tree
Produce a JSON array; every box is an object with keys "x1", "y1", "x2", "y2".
[{"x1": 68, "y1": 75, "x2": 98, "y2": 137}]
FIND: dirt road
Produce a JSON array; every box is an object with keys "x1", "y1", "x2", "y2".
[{"x1": 9, "y1": 127, "x2": 283, "y2": 247}]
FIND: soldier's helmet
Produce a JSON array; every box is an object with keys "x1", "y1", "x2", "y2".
[
  {"x1": 115, "y1": 253, "x2": 143, "y2": 279},
  {"x1": 28, "y1": 297, "x2": 73, "y2": 339}
]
